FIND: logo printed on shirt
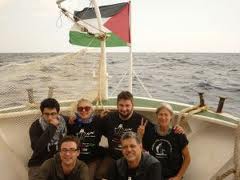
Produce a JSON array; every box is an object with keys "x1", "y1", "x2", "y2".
[
  {"x1": 114, "y1": 124, "x2": 132, "y2": 135},
  {"x1": 76, "y1": 129, "x2": 95, "y2": 141},
  {"x1": 76, "y1": 129, "x2": 97, "y2": 155},
  {"x1": 152, "y1": 139, "x2": 172, "y2": 159},
  {"x1": 77, "y1": 129, "x2": 87, "y2": 141},
  {"x1": 47, "y1": 141, "x2": 59, "y2": 152},
  {"x1": 47, "y1": 128, "x2": 67, "y2": 152},
  {"x1": 113, "y1": 124, "x2": 132, "y2": 151}
]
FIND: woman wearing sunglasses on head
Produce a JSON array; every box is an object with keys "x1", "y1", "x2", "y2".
[{"x1": 67, "y1": 98, "x2": 106, "y2": 180}]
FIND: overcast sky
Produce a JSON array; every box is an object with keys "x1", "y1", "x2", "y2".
[{"x1": 0, "y1": 0, "x2": 239, "y2": 52}]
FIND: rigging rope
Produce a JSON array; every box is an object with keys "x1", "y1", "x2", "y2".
[
  {"x1": 175, "y1": 105, "x2": 207, "y2": 134},
  {"x1": 133, "y1": 70, "x2": 152, "y2": 98},
  {"x1": 110, "y1": 71, "x2": 128, "y2": 96},
  {"x1": 58, "y1": 4, "x2": 105, "y2": 34},
  {"x1": 56, "y1": 11, "x2": 64, "y2": 28},
  {"x1": 57, "y1": 3, "x2": 108, "y2": 48}
]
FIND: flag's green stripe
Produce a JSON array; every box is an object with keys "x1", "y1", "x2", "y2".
[{"x1": 69, "y1": 31, "x2": 127, "y2": 47}]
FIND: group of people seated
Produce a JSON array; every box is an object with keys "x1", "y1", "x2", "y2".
[{"x1": 28, "y1": 91, "x2": 191, "y2": 180}]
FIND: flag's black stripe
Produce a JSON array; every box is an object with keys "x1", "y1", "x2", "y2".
[{"x1": 74, "y1": 2, "x2": 128, "y2": 21}]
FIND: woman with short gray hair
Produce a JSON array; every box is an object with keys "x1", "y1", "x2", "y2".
[{"x1": 144, "y1": 103, "x2": 191, "y2": 180}]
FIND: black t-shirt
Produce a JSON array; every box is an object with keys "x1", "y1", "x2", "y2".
[
  {"x1": 127, "y1": 167, "x2": 137, "y2": 180},
  {"x1": 144, "y1": 128, "x2": 188, "y2": 178},
  {"x1": 67, "y1": 115, "x2": 105, "y2": 163},
  {"x1": 102, "y1": 111, "x2": 155, "y2": 159},
  {"x1": 64, "y1": 174, "x2": 69, "y2": 180}
]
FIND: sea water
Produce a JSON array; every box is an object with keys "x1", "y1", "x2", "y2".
[{"x1": 0, "y1": 52, "x2": 239, "y2": 117}]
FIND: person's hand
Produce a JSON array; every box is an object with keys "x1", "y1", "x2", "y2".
[
  {"x1": 68, "y1": 114, "x2": 77, "y2": 124},
  {"x1": 100, "y1": 109, "x2": 110, "y2": 118},
  {"x1": 137, "y1": 118, "x2": 148, "y2": 138},
  {"x1": 173, "y1": 125, "x2": 185, "y2": 134},
  {"x1": 49, "y1": 117, "x2": 59, "y2": 127},
  {"x1": 169, "y1": 175, "x2": 181, "y2": 180}
]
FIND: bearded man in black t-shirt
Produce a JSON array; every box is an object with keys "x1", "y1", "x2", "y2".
[
  {"x1": 95, "y1": 91, "x2": 155, "y2": 179},
  {"x1": 96, "y1": 91, "x2": 184, "y2": 180}
]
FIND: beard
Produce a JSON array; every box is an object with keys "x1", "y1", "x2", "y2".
[{"x1": 119, "y1": 108, "x2": 133, "y2": 120}]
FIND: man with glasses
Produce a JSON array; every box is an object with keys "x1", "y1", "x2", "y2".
[
  {"x1": 28, "y1": 98, "x2": 67, "y2": 180},
  {"x1": 36, "y1": 136, "x2": 89, "y2": 180}
]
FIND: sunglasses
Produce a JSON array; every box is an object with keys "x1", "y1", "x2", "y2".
[{"x1": 77, "y1": 106, "x2": 91, "y2": 112}]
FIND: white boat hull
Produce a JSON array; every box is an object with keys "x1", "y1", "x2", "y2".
[{"x1": 0, "y1": 104, "x2": 238, "y2": 180}]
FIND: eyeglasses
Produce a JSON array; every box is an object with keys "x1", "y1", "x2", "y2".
[
  {"x1": 77, "y1": 106, "x2": 91, "y2": 112},
  {"x1": 43, "y1": 112, "x2": 58, "y2": 116},
  {"x1": 60, "y1": 148, "x2": 79, "y2": 153}
]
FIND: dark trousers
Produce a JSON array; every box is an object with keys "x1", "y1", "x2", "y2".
[{"x1": 95, "y1": 156, "x2": 115, "y2": 179}]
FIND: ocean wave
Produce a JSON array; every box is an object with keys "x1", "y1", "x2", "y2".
[
  {"x1": 0, "y1": 53, "x2": 239, "y2": 117},
  {"x1": 229, "y1": 69, "x2": 238, "y2": 72}
]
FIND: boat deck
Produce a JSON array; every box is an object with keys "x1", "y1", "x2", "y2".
[
  {"x1": 0, "y1": 96, "x2": 239, "y2": 128},
  {"x1": 96, "y1": 97, "x2": 240, "y2": 127}
]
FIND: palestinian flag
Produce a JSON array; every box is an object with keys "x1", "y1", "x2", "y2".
[{"x1": 70, "y1": 2, "x2": 130, "y2": 47}]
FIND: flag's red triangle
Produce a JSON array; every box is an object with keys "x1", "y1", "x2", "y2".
[{"x1": 104, "y1": 3, "x2": 130, "y2": 43}]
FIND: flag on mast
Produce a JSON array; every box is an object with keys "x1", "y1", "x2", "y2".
[
  {"x1": 104, "y1": 2, "x2": 130, "y2": 44},
  {"x1": 70, "y1": 2, "x2": 130, "y2": 47}
]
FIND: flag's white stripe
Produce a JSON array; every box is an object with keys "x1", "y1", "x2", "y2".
[{"x1": 70, "y1": 17, "x2": 111, "y2": 34}]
